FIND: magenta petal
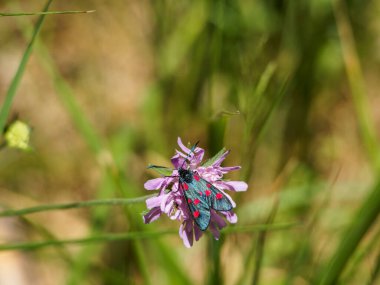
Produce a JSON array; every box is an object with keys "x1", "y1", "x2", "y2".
[
  {"x1": 144, "y1": 178, "x2": 166, "y2": 190},
  {"x1": 222, "y1": 181, "x2": 248, "y2": 192},
  {"x1": 179, "y1": 221, "x2": 194, "y2": 248},
  {"x1": 194, "y1": 225, "x2": 203, "y2": 241},
  {"x1": 177, "y1": 137, "x2": 191, "y2": 154},
  {"x1": 143, "y1": 207, "x2": 162, "y2": 224},
  {"x1": 161, "y1": 193, "x2": 173, "y2": 212},
  {"x1": 171, "y1": 154, "x2": 186, "y2": 169},
  {"x1": 212, "y1": 211, "x2": 227, "y2": 229},
  {"x1": 212, "y1": 150, "x2": 230, "y2": 167},
  {"x1": 192, "y1": 149, "x2": 205, "y2": 165},
  {"x1": 175, "y1": 150, "x2": 188, "y2": 158},
  {"x1": 170, "y1": 210, "x2": 181, "y2": 220},
  {"x1": 146, "y1": 195, "x2": 163, "y2": 209},
  {"x1": 209, "y1": 223, "x2": 220, "y2": 240},
  {"x1": 223, "y1": 211, "x2": 238, "y2": 223},
  {"x1": 220, "y1": 166, "x2": 241, "y2": 173}
]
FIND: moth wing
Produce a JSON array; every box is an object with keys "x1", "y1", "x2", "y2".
[
  {"x1": 181, "y1": 181, "x2": 211, "y2": 231},
  {"x1": 199, "y1": 178, "x2": 233, "y2": 211}
]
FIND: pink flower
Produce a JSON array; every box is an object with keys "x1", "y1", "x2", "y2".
[{"x1": 143, "y1": 137, "x2": 248, "y2": 248}]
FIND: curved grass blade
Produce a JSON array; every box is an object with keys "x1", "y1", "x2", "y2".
[
  {"x1": 341, "y1": 226, "x2": 380, "y2": 283},
  {"x1": 333, "y1": 0, "x2": 380, "y2": 172},
  {"x1": 0, "y1": 0, "x2": 53, "y2": 133},
  {"x1": 0, "y1": 223, "x2": 298, "y2": 251},
  {"x1": 319, "y1": 180, "x2": 380, "y2": 285},
  {"x1": 0, "y1": 195, "x2": 154, "y2": 217},
  {"x1": 368, "y1": 249, "x2": 380, "y2": 285},
  {"x1": 0, "y1": 230, "x2": 177, "y2": 251},
  {"x1": 0, "y1": 10, "x2": 95, "y2": 17}
]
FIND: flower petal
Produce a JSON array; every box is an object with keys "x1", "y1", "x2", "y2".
[
  {"x1": 220, "y1": 181, "x2": 248, "y2": 192},
  {"x1": 171, "y1": 154, "x2": 186, "y2": 169},
  {"x1": 179, "y1": 221, "x2": 194, "y2": 248},
  {"x1": 191, "y1": 149, "x2": 204, "y2": 165},
  {"x1": 211, "y1": 210, "x2": 227, "y2": 229},
  {"x1": 160, "y1": 193, "x2": 172, "y2": 212},
  {"x1": 170, "y1": 210, "x2": 181, "y2": 220},
  {"x1": 220, "y1": 166, "x2": 241, "y2": 173},
  {"x1": 143, "y1": 207, "x2": 162, "y2": 224},
  {"x1": 177, "y1": 137, "x2": 191, "y2": 154},
  {"x1": 209, "y1": 223, "x2": 220, "y2": 240},
  {"x1": 194, "y1": 225, "x2": 203, "y2": 241},
  {"x1": 197, "y1": 167, "x2": 222, "y2": 182},
  {"x1": 145, "y1": 195, "x2": 163, "y2": 209},
  {"x1": 223, "y1": 211, "x2": 238, "y2": 223},
  {"x1": 144, "y1": 178, "x2": 166, "y2": 190},
  {"x1": 212, "y1": 150, "x2": 230, "y2": 167}
]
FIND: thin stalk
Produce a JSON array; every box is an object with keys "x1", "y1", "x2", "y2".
[
  {"x1": 252, "y1": 202, "x2": 278, "y2": 285},
  {"x1": 0, "y1": 230, "x2": 178, "y2": 251},
  {"x1": 0, "y1": 10, "x2": 95, "y2": 17},
  {"x1": 0, "y1": 195, "x2": 154, "y2": 217},
  {"x1": 0, "y1": 222, "x2": 299, "y2": 252},
  {"x1": 0, "y1": 0, "x2": 53, "y2": 133}
]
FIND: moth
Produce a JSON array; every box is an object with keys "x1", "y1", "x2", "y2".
[{"x1": 149, "y1": 142, "x2": 233, "y2": 230}]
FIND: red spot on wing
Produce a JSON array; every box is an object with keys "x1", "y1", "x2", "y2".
[
  {"x1": 216, "y1": 193, "x2": 223, "y2": 200},
  {"x1": 194, "y1": 175, "x2": 200, "y2": 181},
  {"x1": 183, "y1": 183, "x2": 189, "y2": 190},
  {"x1": 207, "y1": 183, "x2": 211, "y2": 188},
  {"x1": 193, "y1": 211, "x2": 200, "y2": 218},
  {"x1": 205, "y1": 190, "x2": 211, "y2": 197},
  {"x1": 194, "y1": 199, "x2": 200, "y2": 205},
  {"x1": 199, "y1": 191, "x2": 202, "y2": 196},
  {"x1": 188, "y1": 198, "x2": 192, "y2": 203}
]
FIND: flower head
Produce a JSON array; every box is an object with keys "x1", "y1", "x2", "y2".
[
  {"x1": 143, "y1": 137, "x2": 248, "y2": 247},
  {"x1": 4, "y1": 120, "x2": 31, "y2": 151}
]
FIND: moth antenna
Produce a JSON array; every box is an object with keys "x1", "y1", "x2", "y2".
[{"x1": 180, "y1": 141, "x2": 200, "y2": 169}]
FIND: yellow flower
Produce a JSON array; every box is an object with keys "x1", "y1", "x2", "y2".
[{"x1": 4, "y1": 120, "x2": 31, "y2": 150}]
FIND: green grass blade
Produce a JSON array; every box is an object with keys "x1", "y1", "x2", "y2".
[
  {"x1": 0, "y1": 223, "x2": 298, "y2": 252},
  {"x1": 222, "y1": 222, "x2": 300, "y2": 234},
  {"x1": 251, "y1": 203, "x2": 278, "y2": 285},
  {"x1": 0, "y1": 0, "x2": 53, "y2": 133},
  {"x1": 154, "y1": 240, "x2": 193, "y2": 285},
  {"x1": 333, "y1": 0, "x2": 380, "y2": 172},
  {"x1": 342, "y1": 226, "x2": 380, "y2": 283},
  {"x1": 368, "y1": 250, "x2": 380, "y2": 285},
  {"x1": 0, "y1": 10, "x2": 95, "y2": 17},
  {"x1": 319, "y1": 180, "x2": 380, "y2": 285},
  {"x1": 206, "y1": 235, "x2": 223, "y2": 285},
  {"x1": 0, "y1": 230, "x2": 177, "y2": 251},
  {"x1": 0, "y1": 195, "x2": 154, "y2": 217}
]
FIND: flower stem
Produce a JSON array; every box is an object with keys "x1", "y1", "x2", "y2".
[
  {"x1": 0, "y1": 223, "x2": 299, "y2": 252},
  {"x1": 0, "y1": 10, "x2": 95, "y2": 17},
  {"x1": 0, "y1": 195, "x2": 154, "y2": 217},
  {"x1": 0, "y1": 0, "x2": 53, "y2": 133}
]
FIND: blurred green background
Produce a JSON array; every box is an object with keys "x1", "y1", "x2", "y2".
[{"x1": 0, "y1": 0, "x2": 380, "y2": 284}]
